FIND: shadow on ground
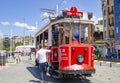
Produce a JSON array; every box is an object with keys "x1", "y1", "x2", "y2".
[{"x1": 27, "y1": 67, "x2": 92, "y2": 83}]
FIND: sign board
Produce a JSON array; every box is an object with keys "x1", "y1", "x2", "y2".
[
  {"x1": 16, "y1": 45, "x2": 35, "y2": 53},
  {"x1": 115, "y1": 44, "x2": 120, "y2": 49},
  {"x1": 63, "y1": 7, "x2": 83, "y2": 18}
]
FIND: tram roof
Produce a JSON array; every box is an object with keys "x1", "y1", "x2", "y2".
[{"x1": 35, "y1": 18, "x2": 94, "y2": 37}]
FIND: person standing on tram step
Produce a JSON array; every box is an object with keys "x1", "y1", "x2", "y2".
[{"x1": 36, "y1": 45, "x2": 51, "y2": 83}]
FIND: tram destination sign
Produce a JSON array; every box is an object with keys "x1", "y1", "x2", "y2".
[{"x1": 62, "y1": 7, "x2": 83, "y2": 18}]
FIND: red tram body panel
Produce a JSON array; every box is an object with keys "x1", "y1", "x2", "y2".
[
  {"x1": 52, "y1": 47, "x2": 59, "y2": 62},
  {"x1": 59, "y1": 45, "x2": 95, "y2": 74}
]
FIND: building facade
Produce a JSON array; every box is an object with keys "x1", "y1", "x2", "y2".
[
  {"x1": 94, "y1": 18, "x2": 107, "y2": 57},
  {"x1": 101, "y1": 0, "x2": 114, "y2": 53},
  {"x1": 114, "y1": 0, "x2": 120, "y2": 58},
  {"x1": 114, "y1": 0, "x2": 120, "y2": 41}
]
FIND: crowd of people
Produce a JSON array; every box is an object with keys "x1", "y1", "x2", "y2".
[
  {"x1": 11, "y1": 51, "x2": 22, "y2": 64},
  {"x1": 6, "y1": 45, "x2": 51, "y2": 83}
]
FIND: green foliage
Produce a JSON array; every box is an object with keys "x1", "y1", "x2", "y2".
[
  {"x1": 94, "y1": 45, "x2": 100, "y2": 56},
  {"x1": 94, "y1": 54, "x2": 98, "y2": 60},
  {"x1": 15, "y1": 42, "x2": 23, "y2": 46},
  {"x1": 3, "y1": 39, "x2": 10, "y2": 51},
  {"x1": 15, "y1": 42, "x2": 23, "y2": 47}
]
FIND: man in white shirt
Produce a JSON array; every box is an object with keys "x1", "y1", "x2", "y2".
[{"x1": 36, "y1": 45, "x2": 51, "y2": 83}]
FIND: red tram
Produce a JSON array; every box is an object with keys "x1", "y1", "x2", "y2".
[{"x1": 35, "y1": 7, "x2": 95, "y2": 78}]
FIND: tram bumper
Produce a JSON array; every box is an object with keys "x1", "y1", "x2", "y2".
[{"x1": 59, "y1": 64, "x2": 95, "y2": 75}]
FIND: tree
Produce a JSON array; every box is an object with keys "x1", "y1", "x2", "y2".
[
  {"x1": 3, "y1": 39, "x2": 10, "y2": 51},
  {"x1": 15, "y1": 42, "x2": 23, "y2": 47}
]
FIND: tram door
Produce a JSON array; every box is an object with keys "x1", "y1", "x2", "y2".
[{"x1": 52, "y1": 25, "x2": 59, "y2": 62}]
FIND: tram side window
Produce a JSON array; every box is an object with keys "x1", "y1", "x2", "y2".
[
  {"x1": 59, "y1": 28, "x2": 64, "y2": 45},
  {"x1": 66, "y1": 23, "x2": 70, "y2": 44},
  {"x1": 90, "y1": 25, "x2": 94, "y2": 44},
  {"x1": 36, "y1": 36, "x2": 40, "y2": 45},
  {"x1": 52, "y1": 25, "x2": 59, "y2": 46},
  {"x1": 36, "y1": 36, "x2": 39, "y2": 42},
  {"x1": 44, "y1": 31, "x2": 48, "y2": 46},
  {"x1": 40, "y1": 34, "x2": 42, "y2": 44}
]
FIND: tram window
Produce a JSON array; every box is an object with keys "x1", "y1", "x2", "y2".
[
  {"x1": 59, "y1": 28, "x2": 64, "y2": 45},
  {"x1": 36, "y1": 36, "x2": 39, "y2": 42},
  {"x1": 72, "y1": 24, "x2": 79, "y2": 41},
  {"x1": 52, "y1": 40, "x2": 58, "y2": 46},
  {"x1": 66, "y1": 23, "x2": 70, "y2": 44},
  {"x1": 36, "y1": 36, "x2": 40, "y2": 45},
  {"x1": 52, "y1": 25, "x2": 59, "y2": 46},
  {"x1": 44, "y1": 31, "x2": 48, "y2": 46},
  {"x1": 90, "y1": 25, "x2": 93, "y2": 44},
  {"x1": 81, "y1": 25, "x2": 88, "y2": 43},
  {"x1": 40, "y1": 34, "x2": 42, "y2": 43}
]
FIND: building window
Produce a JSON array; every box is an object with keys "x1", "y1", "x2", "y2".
[
  {"x1": 111, "y1": 6, "x2": 113, "y2": 14},
  {"x1": 104, "y1": 1, "x2": 106, "y2": 6},
  {"x1": 119, "y1": 14, "x2": 120, "y2": 20},
  {"x1": 112, "y1": 30, "x2": 114, "y2": 38},
  {"x1": 107, "y1": 0, "x2": 110, "y2": 5},
  {"x1": 104, "y1": 20, "x2": 106, "y2": 27},
  {"x1": 98, "y1": 20, "x2": 103, "y2": 25},
  {"x1": 119, "y1": 3, "x2": 120, "y2": 10},
  {"x1": 103, "y1": 10, "x2": 106, "y2": 16},
  {"x1": 108, "y1": 7, "x2": 110, "y2": 14}
]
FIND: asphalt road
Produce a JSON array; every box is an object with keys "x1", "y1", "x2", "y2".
[{"x1": 0, "y1": 56, "x2": 120, "y2": 83}]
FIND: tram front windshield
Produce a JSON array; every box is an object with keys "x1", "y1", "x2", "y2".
[
  {"x1": 56, "y1": 23, "x2": 92, "y2": 45},
  {"x1": 65, "y1": 23, "x2": 89, "y2": 44}
]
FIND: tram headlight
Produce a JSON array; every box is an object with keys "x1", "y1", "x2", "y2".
[{"x1": 76, "y1": 55, "x2": 84, "y2": 64}]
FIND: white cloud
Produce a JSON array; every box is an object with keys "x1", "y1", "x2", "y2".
[
  {"x1": 40, "y1": 12, "x2": 55, "y2": 20},
  {"x1": 13, "y1": 22, "x2": 26, "y2": 28},
  {"x1": 61, "y1": 0, "x2": 67, "y2": 4},
  {"x1": 1, "y1": 21, "x2": 10, "y2": 26},
  {"x1": 43, "y1": 12, "x2": 50, "y2": 17},
  {"x1": 13, "y1": 22, "x2": 37, "y2": 32}
]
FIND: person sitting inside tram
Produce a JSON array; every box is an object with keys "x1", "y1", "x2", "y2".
[{"x1": 73, "y1": 30, "x2": 79, "y2": 41}]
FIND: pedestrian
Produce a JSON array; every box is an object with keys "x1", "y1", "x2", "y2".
[
  {"x1": 29, "y1": 52, "x2": 33, "y2": 60},
  {"x1": 118, "y1": 50, "x2": 120, "y2": 59},
  {"x1": 12, "y1": 52, "x2": 15, "y2": 62},
  {"x1": 36, "y1": 45, "x2": 51, "y2": 83},
  {"x1": 18, "y1": 52, "x2": 22, "y2": 62},
  {"x1": 14, "y1": 51, "x2": 19, "y2": 64},
  {"x1": 34, "y1": 47, "x2": 39, "y2": 67},
  {"x1": 107, "y1": 52, "x2": 111, "y2": 60}
]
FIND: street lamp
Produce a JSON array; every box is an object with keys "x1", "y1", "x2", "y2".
[
  {"x1": 23, "y1": 18, "x2": 26, "y2": 46},
  {"x1": 23, "y1": 18, "x2": 26, "y2": 56},
  {"x1": 0, "y1": 30, "x2": 4, "y2": 67},
  {"x1": 0, "y1": 30, "x2": 3, "y2": 51},
  {"x1": 10, "y1": 29, "x2": 13, "y2": 56}
]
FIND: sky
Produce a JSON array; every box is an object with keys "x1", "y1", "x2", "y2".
[{"x1": 0, "y1": 0, "x2": 102, "y2": 37}]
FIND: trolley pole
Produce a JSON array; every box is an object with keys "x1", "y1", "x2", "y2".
[{"x1": 10, "y1": 29, "x2": 12, "y2": 56}]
